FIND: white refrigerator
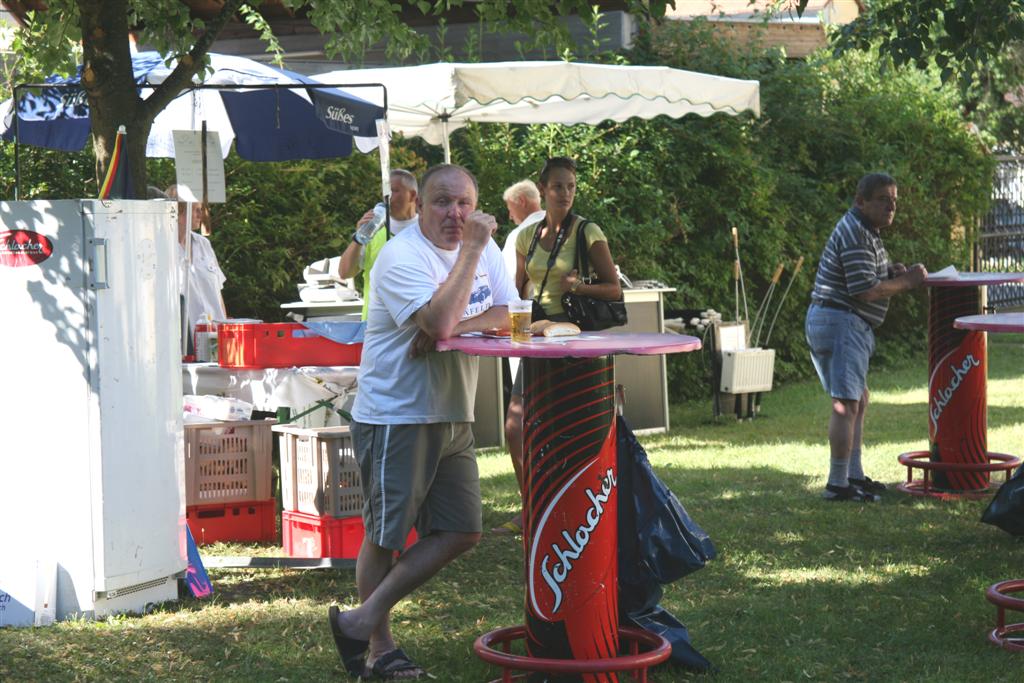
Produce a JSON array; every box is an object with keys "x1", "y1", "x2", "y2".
[{"x1": 0, "y1": 200, "x2": 186, "y2": 623}]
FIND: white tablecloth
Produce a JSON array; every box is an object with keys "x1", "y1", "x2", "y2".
[{"x1": 182, "y1": 363, "x2": 359, "y2": 414}]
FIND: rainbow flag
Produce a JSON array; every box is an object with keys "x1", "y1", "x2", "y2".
[{"x1": 98, "y1": 125, "x2": 133, "y2": 199}]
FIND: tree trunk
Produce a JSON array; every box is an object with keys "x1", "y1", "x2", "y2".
[{"x1": 79, "y1": 0, "x2": 151, "y2": 197}]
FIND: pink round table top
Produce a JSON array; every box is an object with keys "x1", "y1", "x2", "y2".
[
  {"x1": 924, "y1": 272, "x2": 1024, "y2": 288},
  {"x1": 953, "y1": 312, "x2": 1024, "y2": 333},
  {"x1": 435, "y1": 331, "x2": 701, "y2": 359}
]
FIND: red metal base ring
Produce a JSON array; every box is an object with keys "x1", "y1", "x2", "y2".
[
  {"x1": 896, "y1": 451, "x2": 1021, "y2": 500},
  {"x1": 987, "y1": 579, "x2": 1024, "y2": 652},
  {"x1": 474, "y1": 625, "x2": 672, "y2": 683}
]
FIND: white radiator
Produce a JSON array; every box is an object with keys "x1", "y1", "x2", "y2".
[{"x1": 720, "y1": 349, "x2": 775, "y2": 393}]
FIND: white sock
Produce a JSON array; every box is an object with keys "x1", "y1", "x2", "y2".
[
  {"x1": 828, "y1": 457, "x2": 850, "y2": 488},
  {"x1": 848, "y1": 448, "x2": 864, "y2": 480}
]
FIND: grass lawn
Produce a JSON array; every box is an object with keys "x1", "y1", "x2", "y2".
[{"x1": 2, "y1": 337, "x2": 1021, "y2": 682}]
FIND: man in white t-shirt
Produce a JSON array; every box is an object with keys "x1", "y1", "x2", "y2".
[
  {"x1": 500, "y1": 179, "x2": 544, "y2": 290},
  {"x1": 167, "y1": 185, "x2": 226, "y2": 341},
  {"x1": 327, "y1": 165, "x2": 516, "y2": 680}
]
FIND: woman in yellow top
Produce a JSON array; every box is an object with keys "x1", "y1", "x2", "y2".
[
  {"x1": 497, "y1": 156, "x2": 623, "y2": 534},
  {"x1": 513, "y1": 157, "x2": 622, "y2": 318}
]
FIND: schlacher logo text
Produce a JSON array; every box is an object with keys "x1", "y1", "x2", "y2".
[
  {"x1": 930, "y1": 352, "x2": 981, "y2": 430},
  {"x1": 0, "y1": 230, "x2": 53, "y2": 267},
  {"x1": 536, "y1": 466, "x2": 617, "y2": 615}
]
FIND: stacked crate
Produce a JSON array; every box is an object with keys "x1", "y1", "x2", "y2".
[
  {"x1": 184, "y1": 419, "x2": 276, "y2": 544},
  {"x1": 274, "y1": 424, "x2": 415, "y2": 558}
]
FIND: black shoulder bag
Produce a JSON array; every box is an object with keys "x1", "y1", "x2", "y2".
[{"x1": 560, "y1": 221, "x2": 628, "y2": 331}]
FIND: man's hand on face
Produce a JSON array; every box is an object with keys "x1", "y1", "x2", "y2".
[{"x1": 464, "y1": 210, "x2": 497, "y2": 249}]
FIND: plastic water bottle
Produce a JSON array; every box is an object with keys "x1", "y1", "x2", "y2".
[{"x1": 354, "y1": 202, "x2": 387, "y2": 245}]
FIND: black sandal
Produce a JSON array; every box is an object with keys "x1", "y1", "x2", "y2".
[
  {"x1": 328, "y1": 605, "x2": 370, "y2": 677},
  {"x1": 823, "y1": 483, "x2": 879, "y2": 502},
  {"x1": 849, "y1": 476, "x2": 887, "y2": 494},
  {"x1": 369, "y1": 648, "x2": 426, "y2": 680}
]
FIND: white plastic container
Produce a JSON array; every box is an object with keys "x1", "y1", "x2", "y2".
[
  {"x1": 183, "y1": 394, "x2": 254, "y2": 421},
  {"x1": 194, "y1": 314, "x2": 219, "y2": 362}
]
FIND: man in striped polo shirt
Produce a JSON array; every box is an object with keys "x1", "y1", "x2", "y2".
[{"x1": 805, "y1": 173, "x2": 928, "y2": 501}]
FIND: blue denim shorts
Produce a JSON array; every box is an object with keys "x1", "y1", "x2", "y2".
[{"x1": 805, "y1": 304, "x2": 876, "y2": 401}]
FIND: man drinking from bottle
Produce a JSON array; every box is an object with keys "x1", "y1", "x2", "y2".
[{"x1": 338, "y1": 169, "x2": 419, "y2": 319}]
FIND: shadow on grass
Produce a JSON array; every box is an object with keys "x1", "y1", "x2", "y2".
[{"x1": 4, "y1": 463, "x2": 1020, "y2": 683}]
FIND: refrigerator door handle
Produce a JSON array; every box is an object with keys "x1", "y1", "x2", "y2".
[{"x1": 88, "y1": 237, "x2": 109, "y2": 290}]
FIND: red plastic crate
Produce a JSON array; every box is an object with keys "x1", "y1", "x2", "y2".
[
  {"x1": 218, "y1": 322, "x2": 362, "y2": 368},
  {"x1": 282, "y1": 510, "x2": 417, "y2": 559},
  {"x1": 186, "y1": 499, "x2": 277, "y2": 545}
]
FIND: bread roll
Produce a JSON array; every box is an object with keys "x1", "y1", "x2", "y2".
[
  {"x1": 543, "y1": 322, "x2": 581, "y2": 337},
  {"x1": 529, "y1": 319, "x2": 551, "y2": 335}
]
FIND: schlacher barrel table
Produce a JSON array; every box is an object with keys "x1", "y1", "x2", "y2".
[
  {"x1": 900, "y1": 274, "x2": 1024, "y2": 497},
  {"x1": 437, "y1": 332, "x2": 700, "y2": 683}
]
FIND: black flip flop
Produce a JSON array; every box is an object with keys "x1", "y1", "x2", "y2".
[
  {"x1": 328, "y1": 605, "x2": 370, "y2": 677},
  {"x1": 369, "y1": 647, "x2": 425, "y2": 680}
]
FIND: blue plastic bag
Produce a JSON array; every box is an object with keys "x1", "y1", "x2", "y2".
[
  {"x1": 617, "y1": 415, "x2": 716, "y2": 672},
  {"x1": 617, "y1": 415, "x2": 716, "y2": 586}
]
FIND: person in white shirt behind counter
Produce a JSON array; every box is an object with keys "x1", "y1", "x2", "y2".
[{"x1": 165, "y1": 185, "x2": 227, "y2": 343}]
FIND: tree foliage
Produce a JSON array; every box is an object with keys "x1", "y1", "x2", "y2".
[{"x1": 833, "y1": 0, "x2": 1024, "y2": 87}]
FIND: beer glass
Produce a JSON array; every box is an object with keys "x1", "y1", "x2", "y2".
[{"x1": 508, "y1": 299, "x2": 533, "y2": 343}]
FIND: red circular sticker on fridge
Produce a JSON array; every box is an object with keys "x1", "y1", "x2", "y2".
[{"x1": 0, "y1": 230, "x2": 53, "y2": 267}]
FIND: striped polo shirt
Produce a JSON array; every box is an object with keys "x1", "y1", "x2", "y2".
[{"x1": 810, "y1": 207, "x2": 892, "y2": 327}]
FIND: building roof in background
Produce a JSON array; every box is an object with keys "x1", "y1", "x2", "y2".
[
  {"x1": 667, "y1": 1, "x2": 861, "y2": 24},
  {"x1": 665, "y1": 1, "x2": 863, "y2": 58}
]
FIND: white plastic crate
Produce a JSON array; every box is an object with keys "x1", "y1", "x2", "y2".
[
  {"x1": 274, "y1": 424, "x2": 362, "y2": 518},
  {"x1": 720, "y1": 348, "x2": 775, "y2": 393},
  {"x1": 184, "y1": 419, "x2": 275, "y2": 506}
]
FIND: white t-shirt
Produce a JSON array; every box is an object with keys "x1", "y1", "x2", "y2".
[
  {"x1": 352, "y1": 226, "x2": 516, "y2": 424},
  {"x1": 501, "y1": 210, "x2": 545, "y2": 291},
  {"x1": 178, "y1": 231, "x2": 226, "y2": 328}
]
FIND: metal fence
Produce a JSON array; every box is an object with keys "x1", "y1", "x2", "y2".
[{"x1": 978, "y1": 154, "x2": 1024, "y2": 310}]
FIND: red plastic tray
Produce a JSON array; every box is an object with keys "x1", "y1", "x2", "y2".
[
  {"x1": 282, "y1": 510, "x2": 417, "y2": 559},
  {"x1": 218, "y1": 322, "x2": 362, "y2": 368},
  {"x1": 186, "y1": 498, "x2": 277, "y2": 545}
]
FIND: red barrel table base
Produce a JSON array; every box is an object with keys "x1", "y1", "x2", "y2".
[
  {"x1": 522, "y1": 356, "x2": 620, "y2": 681},
  {"x1": 986, "y1": 579, "x2": 1024, "y2": 652},
  {"x1": 474, "y1": 625, "x2": 672, "y2": 683},
  {"x1": 896, "y1": 451, "x2": 1021, "y2": 500},
  {"x1": 926, "y1": 285, "x2": 989, "y2": 491}
]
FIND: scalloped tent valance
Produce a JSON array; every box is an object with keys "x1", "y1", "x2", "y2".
[{"x1": 312, "y1": 61, "x2": 760, "y2": 162}]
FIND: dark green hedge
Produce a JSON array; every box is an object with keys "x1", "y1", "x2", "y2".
[{"x1": 2, "y1": 21, "x2": 994, "y2": 403}]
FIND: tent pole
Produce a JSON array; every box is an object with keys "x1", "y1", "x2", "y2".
[
  {"x1": 13, "y1": 85, "x2": 22, "y2": 200},
  {"x1": 442, "y1": 115, "x2": 450, "y2": 163}
]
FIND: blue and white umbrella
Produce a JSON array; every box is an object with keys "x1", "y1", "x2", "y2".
[{"x1": 1, "y1": 51, "x2": 385, "y2": 161}]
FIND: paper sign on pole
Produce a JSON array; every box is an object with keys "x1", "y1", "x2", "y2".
[{"x1": 172, "y1": 130, "x2": 227, "y2": 204}]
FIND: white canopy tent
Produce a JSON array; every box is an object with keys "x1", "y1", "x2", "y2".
[{"x1": 312, "y1": 61, "x2": 761, "y2": 162}]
